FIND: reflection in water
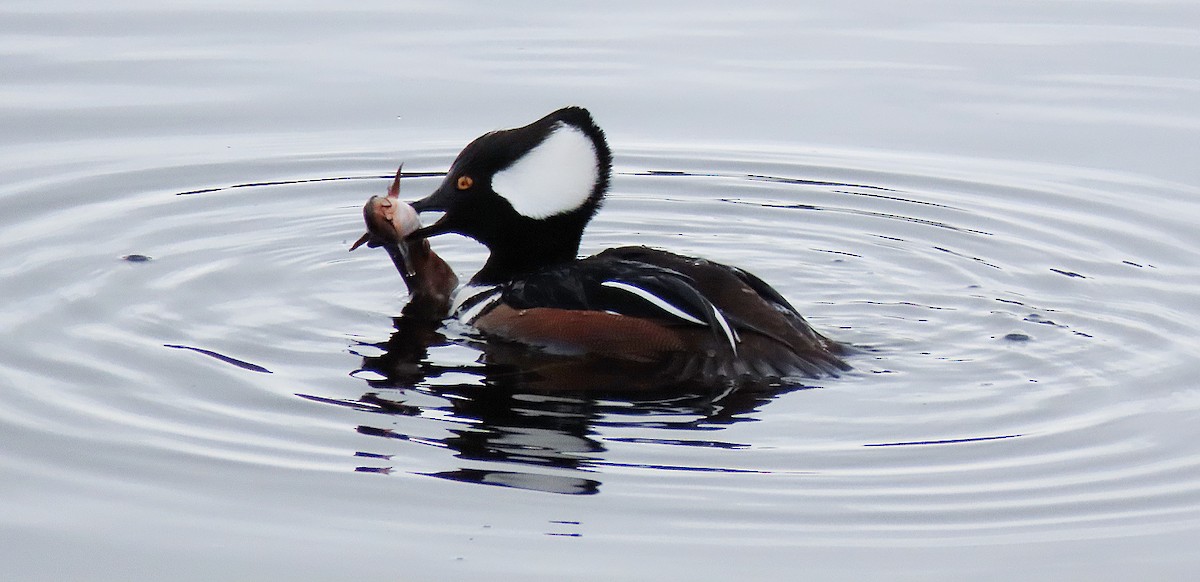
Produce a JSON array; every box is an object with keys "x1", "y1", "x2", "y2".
[
  {"x1": 164, "y1": 343, "x2": 274, "y2": 374},
  {"x1": 302, "y1": 314, "x2": 809, "y2": 495}
]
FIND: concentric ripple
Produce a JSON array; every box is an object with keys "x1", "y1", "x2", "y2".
[{"x1": 2, "y1": 144, "x2": 1199, "y2": 549}]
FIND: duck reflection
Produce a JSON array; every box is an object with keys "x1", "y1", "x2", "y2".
[{"x1": 328, "y1": 314, "x2": 801, "y2": 495}]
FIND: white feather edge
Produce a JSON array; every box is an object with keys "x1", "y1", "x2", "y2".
[
  {"x1": 452, "y1": 285, "x2": 502, "y2": 324},
  {"x1": 600, "y1": 280, "x2": 739, "y2": 354},
  {"x1": 599, "y1": 281, "x2": 704, "y2": 324},
  {"x1": 708, "y1": 304, "x2": 740, "y2": 356}
]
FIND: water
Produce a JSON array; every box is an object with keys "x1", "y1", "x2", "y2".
[{"x1": 3, "y1": 1, "x2": 1200, "y2": 580}]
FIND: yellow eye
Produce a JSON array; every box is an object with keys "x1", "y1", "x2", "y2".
[{"x1": 456, "y1": 176, "x2": 474, "y2": 190}]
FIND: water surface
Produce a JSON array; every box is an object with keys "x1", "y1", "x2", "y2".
[{"x1": 2, "y1": 1, "x2": 1200, "y2": 580}]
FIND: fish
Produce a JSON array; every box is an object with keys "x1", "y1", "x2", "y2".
[{"x1": 351, "y1": 166, "x2": 458, "y2": 320}]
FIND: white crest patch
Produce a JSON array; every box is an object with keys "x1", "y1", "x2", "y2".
[{"x1": 491, "y1": 122, "x2": 599, "y2": 219}]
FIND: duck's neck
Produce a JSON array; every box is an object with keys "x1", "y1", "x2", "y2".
[
  {"x1": 471, "y1": 217, "x2": 587, "y2": 284},
  {"x1": 472, "y1": 242, "x2": 580, "y2": 285}
]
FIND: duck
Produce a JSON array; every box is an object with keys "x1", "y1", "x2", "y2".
[{"x1": 361, "y1": 106, "x2": 849, "y2": 384}]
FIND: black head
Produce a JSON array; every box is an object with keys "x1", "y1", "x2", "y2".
[{"x1": 408, "y1": 107, "x2": 612, "y2": 283}]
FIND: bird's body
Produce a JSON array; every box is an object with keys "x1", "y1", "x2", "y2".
[{"x1": 356, "y1": 107, "x2": 848, "y2": 385}]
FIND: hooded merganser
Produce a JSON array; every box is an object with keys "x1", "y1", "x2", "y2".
[{"x1": 376, "y1": 107, "x2": 849, "y2": 382}]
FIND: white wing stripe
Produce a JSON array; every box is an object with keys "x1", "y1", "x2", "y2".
[
  {"x1": 709, "y1": 306, "x2": 740, "y2": 355},
  {"x1": 450, "y1": 284, "x2": 497, "y2": 314},
  {"x1": 600, "y1": 281, "x2": 705, "y2": 325},
  {"x1": 456, "y1": 289, "x2": 503, "y2": 324}
]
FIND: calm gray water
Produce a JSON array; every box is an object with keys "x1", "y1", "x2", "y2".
[{"x1": 3, "y1": 1, "x2": 1200, "y2": 580}]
